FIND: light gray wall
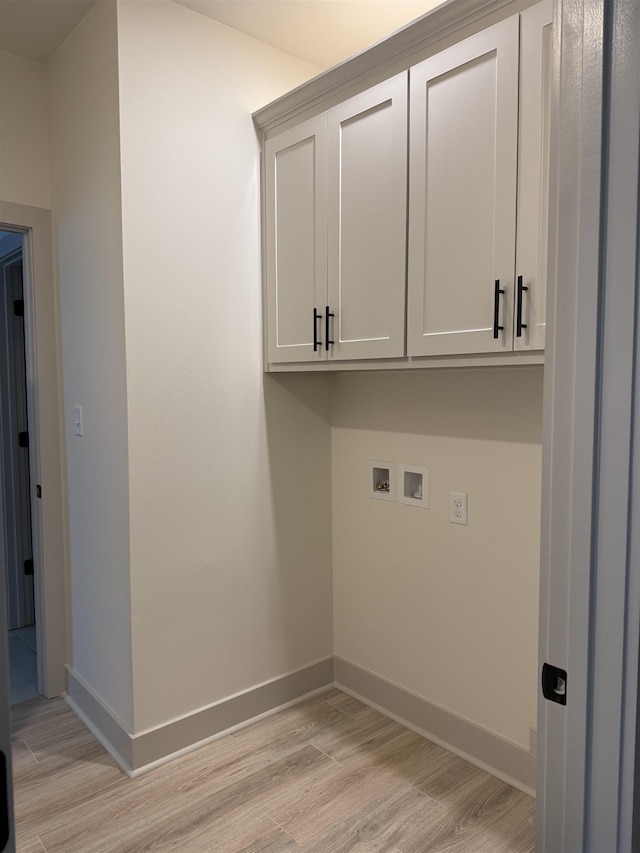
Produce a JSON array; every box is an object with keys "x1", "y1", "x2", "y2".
[
  {"x1": 332, "y1": 367, "x2": 543, "y2": 749},
  {"x1": 0, "y1": 51, "x2": 50, "y2": 210},
  {"x1": 49, "y1": 0, "x2": 134, "y2": 729},
  {"x1": 116, "y1": 0, "x2": 332, "y2": 732}
]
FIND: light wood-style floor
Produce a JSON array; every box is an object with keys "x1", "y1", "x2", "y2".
[{"x1": 11, "y1": 688, "x2": 535, "y2": 852}]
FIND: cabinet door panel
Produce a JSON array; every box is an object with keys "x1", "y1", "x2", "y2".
[
  {"x1": 515, "y1": 0, "x2": 553, "y2": 351},
  {"x1": 407, "y1": 17, "x2": 519, "y2": 356},
  {"x1": 265, "y1": 116, "x2": 327, "y2": 363},
  {"x1": 327, "y1": 73, "x2": 407, "y2": 360}
]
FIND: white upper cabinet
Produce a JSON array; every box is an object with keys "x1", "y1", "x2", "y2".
[
  {"x1": 327, "y1": 73, "x2": 407, "y2": 360},
  {"x1": 407, "y1": 16, "x2": 520, "y2": 357},
  {"x1": 515, "y1": 0, "x2": 553, "y2": 351},
  {"x1": 261, "y1": 0, "x2": 552, "y2": 369},
  {"x1": 265, "y1": 115, "x2": 327, "y2": 363},
  {"x1": 264, "y1": 74, "x2": 407, "y2": 364}
]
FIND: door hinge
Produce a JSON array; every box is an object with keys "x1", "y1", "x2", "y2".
[
  {"x1": 13, "y1": 299, "x2": 24, "y2": 317},
  {"x1": 18, "y1": 431, "x2": 28, "y2": 448},
  {"x1": 24, "y1": 558, "x2": 34, "y2": 576},
  {"x1": 542, "y1": 663, "x2": 567, "y2": 705}
]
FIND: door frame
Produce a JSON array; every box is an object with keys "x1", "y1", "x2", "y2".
[
  {"x1": 0, "y1": 505, "x2": 16, "y2": 852},
  {"x1": 0, "y1": 244, "x2": 36, "y2": 630},
  {"x1": 537, "y1": 0, "x2": 640, "y2": 848},
  {"x1": 0, "y1": 201, "x2": 67, "y2": 699}
]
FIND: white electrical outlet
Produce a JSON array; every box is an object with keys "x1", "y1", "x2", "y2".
[{"x1": 449, "y1": 491, "x2": 467, "y2": 525}]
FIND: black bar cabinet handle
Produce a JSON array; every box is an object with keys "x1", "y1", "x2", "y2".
[
  {"x1": 325, "y1": 306, "x2": 334, "y2": 351},
  {"x1": 516, "y1": 275, "x2": 528, "y2": 338},
  {"x1": 313, "y1": 308, "x2": 322, "y2": 352},
  {"x1": 493, "y1": 279, "x2": 505, "y2": 339}
]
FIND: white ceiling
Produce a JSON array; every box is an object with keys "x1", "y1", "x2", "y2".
[
  {"x1": 174, "y1": 1, "x2": 443, "y2": 69},
  {"x1": 0, "y1": 0, "x2": 442, "y2": 69}
]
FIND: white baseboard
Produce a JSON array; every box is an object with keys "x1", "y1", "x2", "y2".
[
  {"x1": 65, "y1": 667, "x2": 134, "y2": 774},
  {"x1": 334, "y1": 655, "x2": 536, "y2": 796},
  {"x1": 66, "y1": 656, "x2": 334, "y2": 776},
  {"x1": 66, "y1": 656, "x2": 535, "y2": 795}
]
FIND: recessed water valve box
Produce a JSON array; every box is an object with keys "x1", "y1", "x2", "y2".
[
  {"x1": 398, "y1": 464, "x2": 428, "y2": 508},
  {"x1": 369, "y1": 460, "x2": 395, "y2": 501}
]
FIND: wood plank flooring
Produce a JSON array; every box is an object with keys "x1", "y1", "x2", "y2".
[{"x1": 11, "y1": 688, "x2": 535, "y2": 852}]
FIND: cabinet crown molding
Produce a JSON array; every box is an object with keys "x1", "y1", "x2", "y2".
[{"x1": 252, "y1": 0, "x2": 537, "y2": 133}]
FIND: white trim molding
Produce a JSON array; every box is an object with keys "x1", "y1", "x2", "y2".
[
  {"x1": 335, "y1": 656, "x2": 535, "y2": 795},
  {"x1": 537, "y1": 0, "x2": 640, "y2": 849},
  {"x1": 0, "y1": 200, "x2": 67, "y2": 700},
  {"x1": 67, "y1": 655, "x2": 536, "y2": 794},
  {"x1": 66, "y1": 657, "x2": 335, "y2": 777},
  {"x1": 66, "y1": 667, "x2": 133, "y2": 772},
  {"x1": 253, "y1": 0, "x2": 539, "y2": 134}
]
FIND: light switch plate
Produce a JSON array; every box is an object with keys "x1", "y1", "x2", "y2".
[{"x1": 73, "y1": 405, "x2": 84, "y2": 436}]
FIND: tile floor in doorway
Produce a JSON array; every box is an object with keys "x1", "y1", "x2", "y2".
[{"x1": 8, "y1": 624, "x2": 38, "y2": 704}]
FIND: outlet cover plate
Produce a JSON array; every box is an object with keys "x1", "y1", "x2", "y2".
[{"x1": 449, "y1": 491, "x2": 468, "y2": 524}]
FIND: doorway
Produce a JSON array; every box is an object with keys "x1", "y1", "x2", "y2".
[
  {"x1": 0, "y1": 201, "x2": 67, "y2": 703},
  {"x1": 0, "y1": 230, "x2": 38, "y2": 705}
]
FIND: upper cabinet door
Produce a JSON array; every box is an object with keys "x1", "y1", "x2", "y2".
[
  {"x1": 407, "y1": 17, "x2": 519, "y2": 356},
  {"x1": 327, "y1": 73, "x2": 408, "y2": 361},
  {"x1": 265, "y1": 115, "x2": 327, "y2": 363},
  {"x1": 515, "y1": 0, "x2": 553, "y2": 352}
]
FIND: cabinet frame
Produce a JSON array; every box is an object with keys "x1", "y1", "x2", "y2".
[
  {"x1": 256, "y1": 0, "x2": 550, "y2": 373},
  {"x1": 515, "y1": 0, "x2": 552, "y2": 352}
]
